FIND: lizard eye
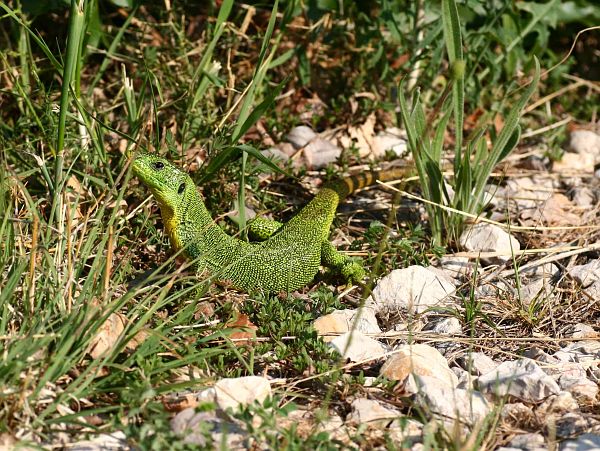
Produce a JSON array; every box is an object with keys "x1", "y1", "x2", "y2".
[
  {"x1": 152, "y1": 161, "x2": 165, "y2": 170},
  {"x1": 178, "y1": 182, "x2": 186, "y2": 194}
]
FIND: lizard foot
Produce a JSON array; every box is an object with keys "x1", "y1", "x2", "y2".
[{"x1": 340, "y1": 260, "x2": 366, "y2": 285}]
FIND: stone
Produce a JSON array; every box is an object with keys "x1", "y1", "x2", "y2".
[
  {"x1": 367, "y1": 266, "x2": 455, "y2": 314},
  {"x1": 555, "y1": 412, "x2": 600, "y2": 438},
  {"x1": 374, "y1": 127, "x2": 408, "y2": 157},
  {"x1": 313, "y1": 307, "x2": 380, "y2": 343},
  {"x1": 560, "y1": 433, "x2": 600, "y2": 451},
  {"x1": 537, "y1": 392, "x2": 579, "y2": 416},
  {"x1": 459, "y1": 223, "x2": 521, "y2": 264},
  {"x1": 554, "y1": 341, "x2": 600, "y2": 372},
  {"x1": 477, "y1": 358, "x2": 560, "y2": 402},
  {"x1": 520, "y1": 193, "x2": 580, "y2": 227},
  {"x1": 428, "y1": 318, "x2": 462, "y2": 356},
  {"x1": 457, "y1": 352, "x2": 499, "y2": 376},
  {"x1": 286, "y1": 125, "x2": 317, "y2": 149},
  {"x1": 558, "y1": 362, "x2": 588, "y2": 380},
  {"x1": 427, "y1": 266, "x2": 459, "y2": 286},
  {"x1": 69, "y1": 432, "x2": 131, "y2": 451},
  {"x1": 570, "y1": 129, "x2": 600, "y2": 156},
  {"x1": 388, "y1": 418, "x2": 423, "y2": 447},
  {"x1": 346, "y1": 398, "x2": 400, "y2": 426},
  {"x1": 197, "y1": 387, "x2": 217, "y2": 404},
  {"x1": 380, "y1": 344, "x2": 458, "y2": 388},
  {"x1": 0, "y1": 435, "x2": 16, "y2": 450},
  {"x1": 508, "y1": 432, "x2": 546, "y2": 451},
  {"x1": 261, "y1": 147, "x2": 290, "y2": 162},
  {"x1": 571, "y1": 186, "x2": 595, "y2": 207},
  {"x1": 337, "y1": 113, "x2": 378, "y2": 158},
  {"x1": 330, "y1": 331, "x2": 387, "y2": 362},
  {"x1": 521, "y1": 154, "x2": 550, "y2": 171},
  {"x1": 439, "y1": 256, "x2": 472, "y2": 279},
  {"x1": 315, "y1": 413, "x2": 346, "y2": 436},
  {"x1": 569, "y1": 260, "x2": 600, "y2": 287},
  {"x1": 553, "y1": 152, "x2": 595, "y2": 173},
  {"x1": 518, "y1": 278, "x2": 551, "y2": 307},
  {"x1": 171, "y1": 408, "x2": 247, "y2": 448},
  {"x1": 453, "y1": 367, "x2": 475, "y2": 390},
  {"x1": 523, "y1": 348, "x2": 564, "y2": 377},
  {"x1": 410, "y1": 375, "x2": 491, "y2": 426},
  {"x1": 501, "y1": 402, "x2": 534, "y2": 423},
  {"x1": 429, "y1": 317, "x2": 462, "y2": 336},
  {"x1": 362, "y1": 376, "x2": 378, "y2": 387},
  {"x1": 303, "y1": 138, "x2": 342, "y2": 168},
  {"x1": 559, "y1": 375, "x2": 599, "y2": 404},
  {"x1": 583, "y1": 281, "x2": 600, "y2": 301},
  {"x1": 570, "y1": 323, "x2": 599, "y2": 340},
  {"x1": 214, "y1": 376, "x2": 271, "y2": 413},
  {"x1": 476, "y1": 279, "x2": 515, "y2": 299},
  {"x1": 300, "y1": 412, "x2": 353, "y2": 444},
  {"x1": 502, "y1": 176, "x2": 555, "y2": 209},
  {"x1": 520, "y1": 263, "x2": 559, "y2": 281}
]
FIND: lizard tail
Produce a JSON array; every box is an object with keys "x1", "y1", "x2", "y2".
[{"x1": 323, "y1": 166, "x2": 411, "y2": 199}]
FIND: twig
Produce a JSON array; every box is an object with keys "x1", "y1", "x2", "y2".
[{"x1": 28, "y1": 215, "x2": 39, "y2": 315}]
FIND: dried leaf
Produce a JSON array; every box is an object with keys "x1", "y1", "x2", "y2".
[
  {"x1": 521, "y1": 194, "x2": 580, "y2": 226},
  {"x1": 162, "y1": 393, "x2": 198, "y2": 413},
  {"x1": 194, "y1": 301, "x2": 215, "y2": 321},
  {"x1": 225, "y1": 313, "x2": 257, "y2": 345},
  {"x1": 64, "y1": 175, "x2": 86, "y2": 223},
  {"x1": 338, "y1": 113, "x2": 377, "y2": 158},
  {"x1": 87, "y1": 312, "x2": 147, "y2": 359}
]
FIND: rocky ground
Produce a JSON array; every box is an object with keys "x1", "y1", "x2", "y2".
[{"x1": 53, "y1": 127, "x2": 600, "y2": 451}]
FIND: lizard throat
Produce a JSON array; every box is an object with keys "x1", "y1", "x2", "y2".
[{"x1": 160, "y1": 206, "x2": 184, "y2": 251}]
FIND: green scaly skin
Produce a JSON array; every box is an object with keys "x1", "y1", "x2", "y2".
[{"x1": 132, "y1": 152, "x2": 407, "y2": 292}]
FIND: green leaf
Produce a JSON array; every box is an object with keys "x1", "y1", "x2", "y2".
[
  {"x1": 268, "y1": 49, "x2": 295, "y2": 69},
  {"x1": 198, "y1": 147, "x2": 238, "y2": 185},
  {"x1": 257, "y1": 0, "x2": 279, "y2": 65},
  {"x1": 497, "y1": 125, "x2": 521, "y2": 162},
  {"x1": 442, "y1": 0, "x2": 465, "y2": 170},
  {"x1": 234, "y1": 145, "x2": 289, "y2": 177},
  {"x1": 471, "y1": 57, "x2": 540, "y2": 210},
  {"x1": 442, "y1": 0, "x2": 463, "y2": 63},
  {"x1": 517, "y1": 1, "x2": 560, "y2": 29},
  {"x1": 232, "y1": 78, "x2": 287, "y2": 143},
  {"x1": 198, "y1": 145, "x2": 289, "y2": 185}
]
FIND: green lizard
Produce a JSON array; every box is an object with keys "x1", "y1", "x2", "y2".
[{"x1": 132, "y1": 152, "x2": 408, "y2": 292}]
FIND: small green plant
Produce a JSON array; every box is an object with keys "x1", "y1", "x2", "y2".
[
  {"x1": 353, "y1": 221, "x2": 445, "y2": 269},
  {"x1": 241, "y1": 289, "x2": 341, "y2": 374},
  {"x1": 232, "y1": 398, "x2": 343, "y2": 450},
  {"x1": 398, "y1": 0, "x2": 540, "y2": 246}
]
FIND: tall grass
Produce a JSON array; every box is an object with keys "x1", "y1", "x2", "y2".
[
  {"x1": 399, "y1": 0, "x2": 540, "y2": 246},
  {"x1": 0, "y1": 0, "x2": 592, "y2": 447},
  {"x1": 0, "y1": 0, "x2": 287, "y2": 442}
]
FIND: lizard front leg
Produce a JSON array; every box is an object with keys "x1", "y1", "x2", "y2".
[
  {"x1": 247, "y1": 217, "x2": 284, "y2": 241},
  {"x1": 320, "y1": 240, "x2": 365, "y2": 285}
]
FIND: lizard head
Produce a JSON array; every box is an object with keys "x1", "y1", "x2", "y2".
[{"x1": 132, "y1": 152, "x2": 192, "y2": 210}]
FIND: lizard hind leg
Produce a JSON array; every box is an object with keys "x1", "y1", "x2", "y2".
[{"x1": 320, "y1": 240, "x2": 366, "y2": 285}]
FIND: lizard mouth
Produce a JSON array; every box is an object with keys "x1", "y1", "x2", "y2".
[
  {"x1": 131, "y1": 154, "x2": 177, "y2": 208},
  {"x1": 132, "y1": 156, "x2": 161, "y2": 190}
]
